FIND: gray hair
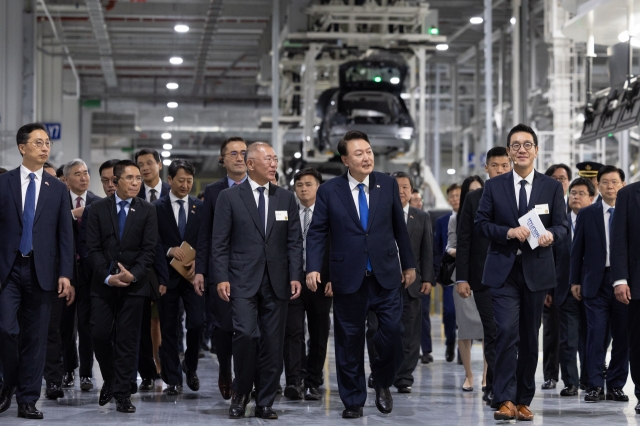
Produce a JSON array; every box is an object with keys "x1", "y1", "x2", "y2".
[
  {"x1": 63, "y1": 159, "x2": 88, "y2": 177},
  {"x1": 245, "y1": 141, "x2": 272, "y2": 162}
]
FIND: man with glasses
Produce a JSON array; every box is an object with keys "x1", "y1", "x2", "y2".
[
  {"x1": 195, "y1": 136, "x2": 248, "y2": 400},
  {"x1": 476, "y1": 124, "x2": 568, "y2": 421}
]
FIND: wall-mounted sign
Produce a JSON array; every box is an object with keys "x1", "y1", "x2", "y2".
[{"x1": 44, "y1": 123, "x2": 61, "y2": 140}]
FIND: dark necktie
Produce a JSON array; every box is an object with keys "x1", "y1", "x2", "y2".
[
  {"x1": 302, "y1": 207, "x2": 311, "y2": 271},
  {"x1": 118, "y1": 200, "x2": 128, "y2": 239},
  {"x1": 358, "y1": 183, "x2": 372, "y2": 271},
  {"x1": 76, "y1": 196, "x2": 83, "y2": 226},
  {"x1": 150, "y1": 188, "x2": 158, "y2": 202},
  {"x1": 177, "y1": 199, "x2": 187, "y2": 240},
  {"x1": 608, "y1": 207, "x2": 614, "y2": 238},
  {"x1": 518, "y1": 180, "x2": 528, "y2": 218},
  {"x1": 257, "y1": 187, "x2": 266, "y2": 233},
  {"x1": 19, "y1": 173, "x2": 36, "y2": 255}
]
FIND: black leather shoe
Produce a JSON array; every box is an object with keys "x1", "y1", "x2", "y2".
[
  {"x1": 584, "y1": 387, "x2": 604, "y2": 402},
  {"x1": 139, "y1": 378, "x2": 154, "y2": 391},
  {"x1": 397, "y1": 385, "x2": 411, "y2": 393},
  {"x1": 635, "y1": 401, "x2": 640, "y2": 414},
  {"x1": 255, "y1": 405, "x2": 278, "y2": 419},
  {"x1": 182, "y1": 361, "x2": 200, "y2": 391},
  {"x1": 304, "y1": 386, "x2": 320, "y2": 401},
  {"x1": 229, "y1": 393, "x2": 250, "y2": 419},
  {"x1": 163, "y1": 384, "x2": 183, "y2": 396},
  {"x1": 342, "y1": 405, "x2": 363, "y2": 418},
  {"x1": 367, "y1": 374, "x2": 374, "y2": 389},
  {"x1": 80, "y1": 377, "x2": 93, "y2": 391},
  {"x1": 98, "y1": 385, "x2": 113, "y2": 406},
  {"x1": 284, "y1": 384, "x2": 302, "y2": 400},
  {"x1": 579, "y1": 383, "x2": 587, "y2": 390},
  {"x1": 276, "y1": 383, "x2": 282, "y2": 394},
  {"x1": 560, "y1": 385, "x2": 578, "y2": 396},
  {"x1": 541, "y1": 379, "x2": 557, "y2": 389},
  {"x1": 17, "y1": 403, "x2": 43, "y2": 419},
  {"x1": 421, "y1": 353, "x2": 433, "y2": 364},
  {"x1": 375, "y1": 386, "x2": 393, "y2": 414},
  {"x1": 606, "y1": 387, "x2": 629, "y2": 401},
  {"x1": 445, "y1": 344, "x2": 455, "y2": 362},
  {"x1": 62, "y1": 371, "x2": 75, "y2": 388},
  {"x1": 130, "y1": 380, "x2": 138, "y2": 395},
  {"x1": 45, "y1": 382, "x2": 64, "y2": 400},
  {"x1": 115, "y1": 397, "x2": 136, "y2": 413},
  {"x1": 0, "y1": 386, "x2": 15, "y2": 414}
]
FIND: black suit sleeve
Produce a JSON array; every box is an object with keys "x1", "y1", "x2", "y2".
[
  {"x1": 611, "y1": 187, "x2": 630, "y2": 283},
  {"x1": 456, "y1": 194, "x2": 474, "y2": 283},
  {"x1": 392, "y1": 180, "x2": 416, "y2": 270},
  {"x1": 87, "y1": 204, "x2": 110, "y2": 283},
  {"x1": 420, "y1": 212, "x2": 435, "y2": 284},
  {"x1": 211, "y1": 190, "x2": 232, "y2": 285},
  {"x1": 547, "y1": 182, "x2": 569, "y2": 246},
  {"x1": 129, "y1": 206, "x2": 158, "y2": 282},
  {"x1": 195, "y1": 187, "x2": 213, "y2": 276},
  {"x1": 57, "y1": 186, "x2": 75, "y2": 280},
  {"x1": 286, "y1": 193, "x2": 304, "y2": 283},
  {"x1": 569, "y1": 209, "x2": 587, "y2": 286},
  {"x1": 475, "y1": 181, "x2": 511, "y2": 244}
]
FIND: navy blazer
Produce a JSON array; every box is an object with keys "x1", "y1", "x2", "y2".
[
  {"x1": 137, "y1": 181, "x2": 170, "y2": 201},
  {"x1": 569, "y1": 201, "x2": 609, "y2": 299},
  {"x1": 306, "y1": 171, "x2": 415, "y2": 295},
  {"x1": 456, "y1": 188, "x2": 489, "y2": 292},
  {"x1": 475, "y1": 170, "x2": 568, "y2": 291},
  {"x1": 611, "y1": 182, "x2": 640, "y2": 299},
  {"x1": 551, "y1": 212, "x2": 572, "y2": 305},
  {"x1": 195, "y1": 177, "x2": 229, "y2": 281},
  {"x1": 153, "y1": 194, "x2": 203, "y2": 289},
  {"x1": 0, "y1": 167, "x2": 74, "y2": 291},
  {"x1": 73, "y1": 191, "x2": 101, "y2": 258},
  {"x1": 433, "y1": 212, "x2": 451, "y2": 278}
]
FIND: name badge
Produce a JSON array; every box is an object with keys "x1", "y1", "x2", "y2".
[
  {"x1": 535, "y1": 204, "x2": 549, "y2": 215},
  {"x1": 275, "y1": 211, "x2": 288, "y2": 221}
]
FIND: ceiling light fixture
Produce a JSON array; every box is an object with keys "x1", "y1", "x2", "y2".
[
  {"x1": 163, "y1": 143, "x2": 173, "y2": 150},
  {"x1": 169, "y1": 56, "x2": 183, "y2": 65},
  {"x1": 174, "y1": 24, "x2": 189, "y2": 33},
  {"x1": 447, "y1": 168, "x2": 456, "y2": 175},
  {"x1": 390, "y1": 77, "x2": 400, "y2": 84},
  {"x1": 161, "y1": 132, "x2": 172, "y2": 140},
  {"x1": 293, "y1": 152, "x2": 302, "y2": 159},
  {"x1": 161, "y1": 151, "x2": 171, "y2": 158},
  {"x1": 167, "y1": 102, "x2": 178, "y2": 108},
  {"x1": 166, "y1": 82, "x2": 179, "y2": 90},
  {"x1": 163, "y1": 116, "x2": 174, "y2": 123},
  {"x1": 436, "y1": 44, "x2": 449, "y2": 51},
  {"x1": 470, "y1": 17, "x2": 483, "y2": 24},
  {"x1": 163, "y1": 159, "x2": 172, "y2": 166},
  {"x1": 510, "y1": 17, "x2": 516, "y2": 25}
]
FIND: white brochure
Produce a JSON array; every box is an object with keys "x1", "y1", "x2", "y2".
[{"x1": 518, "y1": 209, "x2": 547, "y2": 250}]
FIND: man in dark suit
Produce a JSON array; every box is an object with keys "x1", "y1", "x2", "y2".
[
  {"x1": 154, "y1": 160, "x2": 205, "y2": 395},
  {"x1": 194, "y1": 136, "x2": 247, "y2": 400},
  {"x1": 610, "y1": 173, "x2": 640, "y2": 414},
  {"x1": 306, "y1": 130, "x2": 415, "y2": 418},
  {"x1": 570, "y1": 165, "x2": 629, "y2": 403},
  {"x1": 86, "y1": 160, "x2": 158, "y2": 413},
  {"x1": 136, "y1": 148, "x2": 171, "y2": 202},
  {"x1": 0, "y1": 123, "x2": 74, "y2": 419},
  {"x1": 283, "y1": 167, "x2": 332, "y2": 401},
  {"x1": 456, "y1": 146, "x2": 511, "y2": 405},
  {"x1": 475, "y1": 124, "x2": 568, "y2": 421}
]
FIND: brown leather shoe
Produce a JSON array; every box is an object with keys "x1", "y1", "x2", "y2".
[
  {"x1": 218, "y1": 373, "x2": 233, "y2": 400},
  {"x1": 494, "y1": 401, "x2": 517, "y2": 420},
  {"x1": 516, "y1": 404, "x2": 534, "y2": 421}
]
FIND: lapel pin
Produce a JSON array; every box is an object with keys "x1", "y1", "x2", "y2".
[
  {"x1": 191, "y1": 210, "x2": 195, "y2": 214},
  {"x1": 410, "y1": 215, "x2": 414, "y2": 219},
  {"x1": 130, "y1": 208, "x2": 135, "y2": 212},
  {"x1": 192, "y1": 205, "x2": 196, "y2": 209},
  {"x1": 376, "y1": 184, "x2": 380, "y2": 188},
  {"x1": 45, "y1": 181, "x2": 49, "y2": 186}
]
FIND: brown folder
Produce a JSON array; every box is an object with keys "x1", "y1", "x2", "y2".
[{"x1": 169, "y1": 241, "x2": 196, "y2": 281}]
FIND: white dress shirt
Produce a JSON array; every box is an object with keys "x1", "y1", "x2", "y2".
[
  {"x1": 347, "y1": 171, "x2": 370, "y2": 218},
  {"x1": 169, "y1": 192, "x2": 190, "y2": 225},
  {"x1": 513, "y1": 169, "x2": 535, "y2": 212},
  {"x1": 20, "y1": 164, "x2": 43, "y2": 211},
  {"x1": 144, "y1": 180, "x2": 163, "y2": 202},
  {"x1": 570, "y1": 211, "x2": 577, "y2": 241},
  {"x1": 247, "y1": 176, "x2": 269, "y2": 230},
  {"x1": 602, "y1": 200, "x2": 614, "y2": 267},
  {"x1": 403, "y1": 203, "x2": 410, "y2": 224}
]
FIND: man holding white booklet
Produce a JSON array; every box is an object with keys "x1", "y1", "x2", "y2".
[{"x1": 475, "y1": 124, "x2": 569, "y2": 421}]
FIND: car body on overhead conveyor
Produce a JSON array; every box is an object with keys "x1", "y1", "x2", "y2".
[{"x1": 316, "y1": 58, "x2": 415, "y2": 156}]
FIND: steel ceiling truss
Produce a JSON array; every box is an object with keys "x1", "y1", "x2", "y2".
[{"x1": 85, "y1": 0, "x2": 117, "y2": 88}]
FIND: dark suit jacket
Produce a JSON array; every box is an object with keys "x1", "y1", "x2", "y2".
[
  {"x1": 456, "y1": 188, "x2": 489, "y2": 292},
  {"x1": 153, "y1": 194, "x2": 204, "y2": 289},
  {"x1": 433, "y1": 212, "x2": 452, "y2": 278},
  {"x1": 0, "y1": 167, "x2": 74, "y2": 291},
  {"x1": 306, "y1": 171, "x2": 415, "y2": 295},
  {"x1": 475, "y1": 170, "x2": 568, "y2": 291},
  {"x1": 195, "y1": 177, "x2": 229, "y2": 281},
  {"x1": 406, "y1": 206, "x2": 435, "y2": 299},
  {"x1": 551, "y1": 212, "x2": 573, "y2": 305},
  {"x1": 611, "y1": 181, "x2": 640, "y2": 299},
  {"x1": 211, "y1": 179, "x2": 303, "y2": 300},
  {"x1": 86, "y1": 195, "x2": 158, "y2": 298},
  {"x1": 570, "y1": 200, "x2": 610, "y2": 299},
  {"x1": 137, "y1": 181, "x2": 170, "y2": 201}
]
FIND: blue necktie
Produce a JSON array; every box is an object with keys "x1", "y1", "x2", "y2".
[
  {"x1": 608, "y1": 207, "x2": 615, "y2": 238},
  {"x1": 118, "y1": 200, "x2": 128, "y2": 239},
  {"x1": 177, "y1": 200, "x2": 187, "y2": 240},
  {"x1": 19, "y1": 173, "x2": 36, "y2": 255},
  {"x1": 358, "y1": 183, "x2": 372, "y2": 272},
  {"x1": 518, "y1": 180, "x2": 528, "y2": 218},
  {"x1": 257, "y1": 187, "x2": 266, "y2": 233}
]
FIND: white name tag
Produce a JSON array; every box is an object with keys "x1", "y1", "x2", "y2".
[
  {"x1": 275, "y1": 211, "x2": 289, "y2": 221},
  {"x1": 535, "y1": 204, "x2": 549, "y2": 215}
]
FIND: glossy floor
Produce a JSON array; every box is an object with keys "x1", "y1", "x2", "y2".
[{"x1": 1, "y1": 316, "x2": 638, "y2": 425}]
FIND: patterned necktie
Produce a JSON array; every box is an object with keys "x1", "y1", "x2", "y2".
[
  {"x1": 257, "y1": 187, "x2": 266, "y2": 233},
  {"x1": 608, "y1": 207, "x2": 615, "y2": 238},
  {"x1": 302, "y1": 207, "x2": 311, "y2": 271},
  {"x1": 177, "y1": 200, "x2": 187, "y2": 240},
  {"x1": 357, "y1": 183, "x2": 372, "y2": 271},
  {"x1": 76, "y1": 196, "x2": 83, "y2": 226},
  {"x1": 518, "y1": 180, "x2": 528, "y2": 218},
  {"x1": 19, "y1": 173, "x2": 36, "y2": 255},
  {"x1": 118, "y1": 200, "x2": 128, "y2": 239},
  {"x1": 150, "y1": 188, "x2": 158, "y2": 202}
]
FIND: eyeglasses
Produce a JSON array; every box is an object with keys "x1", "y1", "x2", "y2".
[
  {"x1": 121, "y1": 176, "x2": 142, "y2": 183},
  {"x1": 569, "y1": 190, "x2": 589, "y2": 197},
  {"x1": 224, "y1": 150, "x2": 246, "y2": 159},
  {"x1": 552, "y1": 176, "x2": 568, "y2": 182},
  {"x1": 100, "y1": 177, "x2": 117, "y2": 184},
  {"x1": 599, "y1": 180, "x2": 621, "y2": 187},
  {"x1": 509, "y1": 142, "x2": 535, "y2": 151},
  {"x1": 27, "y1": 140, "x2": 52, "y2": 149}
]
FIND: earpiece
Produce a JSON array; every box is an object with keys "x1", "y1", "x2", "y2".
[
  {"x1": 218, "y1": 157, "x2": 224, "y2": 165},
  {"x1": 113, "y1": 176, "x2": 119, "y2": 184}
]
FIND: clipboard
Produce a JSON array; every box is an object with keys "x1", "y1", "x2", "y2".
[{"x1": 169, "y1": 241, "x2": 196, "y2": 280}]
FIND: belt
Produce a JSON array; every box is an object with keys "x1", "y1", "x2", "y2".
[{"x1": 365, "y1": 270, "x2": 374, "y2": 277}]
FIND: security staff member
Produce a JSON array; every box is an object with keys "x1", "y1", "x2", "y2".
[{"x1": 576, "y1": 161, "x2": 605, "y2": 204}]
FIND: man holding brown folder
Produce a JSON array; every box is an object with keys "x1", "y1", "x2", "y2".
[{"x1": 153, "y1": 159, "x2": 205, "y2": 395}]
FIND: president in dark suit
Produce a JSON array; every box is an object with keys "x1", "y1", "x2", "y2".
[
  {"x1": 475, "y1": 124, "x2": 568, "y2": 421},
  {"x1": 86, "y1": 160, "x2": 158, "y2": 413},
  {"x1": 0, "y1": 123, "x2": 74, "y2": 419},
  {"x1": 306, "y1": 130, "x2": 416, "y2": 418},
  {"x1": 211, "y1": 142, "x2": 303, "y2": 420},
  {"x1": 154, "y1": 160, "x2": 205, "y2": 395},
  {"x1": 194, "y1": 136, "x2": 247, "y2": 400}
]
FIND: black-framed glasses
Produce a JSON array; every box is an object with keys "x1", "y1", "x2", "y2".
[{"x1": 509, "y1": 142, "x2": 535, "y2": 151}]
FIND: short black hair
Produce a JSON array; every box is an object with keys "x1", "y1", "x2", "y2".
[
  {"x1": 168, "y1": 159, "x2": 196, "y2": 178},
  {"x1": 0, "y1": 167, "x2": 8, "y2": 175},
  {"x1": 412, "y1": 188, "x2": 420, "y2": 194},
  {"x1": 294, "y1": 167, "x2": 322, "y2": 184},
  {"x1": 16, "y1": 123, "x2": 48, "y2": 146},
  {"x1": 113, "y1": 159, "x2": 140, "y2": 179},
  {"x1": 486, "y1": 146, "x2": 509, "y2": 163},
  {"x1": 220, "y1": 136, "x2": 246, "y2": 156},
  {"x1": 134, "y1": 148, "x2": 161, "y2": 164},
  {"x1": 197, "y1": 190, "x2": 205, "y2": 200},
  {"x1": 507, "y1": 123, "x2": 538, "y2": 147},
  {"x1": 99, "y1": 159, "x2": 120, "y2": 176},
  {"x1": 446, "y1": 183, "x2": 460, "y2": 195},
  {"x1": 56, "y1": 165, "x2": 65, "y2": 178},
  {"x1": 569, "y1": 177, "x2": 596, "y2": 197},
  {"x1": 390, "y1": 171, "x2": 414, "y2": 190},
  {"x1": 597, "y1": 165, "x2": 625, "y2": 182},
  {"x1": 337, "y1": 130, "x2": 370, "y2": 156},
  {"x1": 43, "y1": 161, "x2": 56, "y2": 170},
  {"x1": 545, "y1": 163, "x2": 572, "y2": 181}
]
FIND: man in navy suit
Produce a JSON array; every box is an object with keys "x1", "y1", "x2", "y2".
[
  {"x1": 306, "y1": 130, "x2": 415, "y2": 418},
  {"x1": 0, "y1": 123, "x2": 74, "y2": 419},
  {"x1": 136, "y1": 148, "x2": 171, "y2": 202},
  {"x1": 154, "y1": 160, "x2": 205, "y2": 395},
  {"x1": 194, "y1": 136, "x2": 247, "y2": 400},
  {"x1": 475, "y1": 124, "x2": 568, "y2": 421},
  {"x1": 570, "y1": 165, "x2": 629, "y2": 403}
]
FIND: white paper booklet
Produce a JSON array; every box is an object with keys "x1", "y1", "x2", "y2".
[{"x1": 518, "y1": 209, "x2": 547, "y2": 250}]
